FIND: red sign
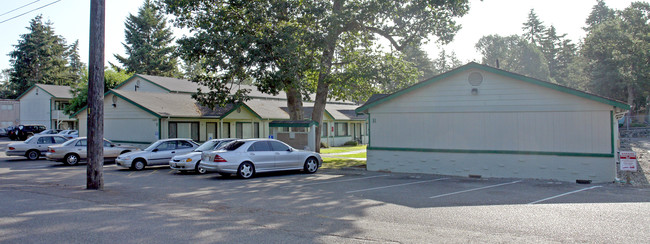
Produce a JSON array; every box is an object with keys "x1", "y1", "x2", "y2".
[{"x1": 620, "y1": 151, "x2": 638, "y2": 171}]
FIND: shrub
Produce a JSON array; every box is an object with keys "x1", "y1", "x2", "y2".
[
  {"x1": 344, "y1": 140, "x2": 358, "y2": 146},
  {"x1": 320, "y1": 142, "x2": 329, "y2": 148}
]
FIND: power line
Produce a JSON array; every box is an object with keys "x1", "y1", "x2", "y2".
[
  {"x1": 0, "y1": 0, "x2": 61, "y2": 24},
  {"x1": 0, "y1": 0, "x2": 42, "y2": 17}
]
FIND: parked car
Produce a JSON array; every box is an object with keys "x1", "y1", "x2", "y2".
[
  {"x1": 116, "y1": 138, "x2": 199, "y2": 171},
  {"x1": 38, "y1": 129, "x2": 62, "y2": 135},
  {"x1": 0, "y1": 128, "x2": 7, "y2": 137},
  {"x1": 46, "y1": 137, "x2": 140, "y2": 166},
  {"x1": 169, "y1": 138, "x2": 235, "y2": 174},
  {"x1": 11, "y1": 124, "x2": 47, "y2": 141},
  {"x1": 6, "y1": 134, "x2": 69, "y2": 160},
  {"x1": 57, "y1": 130, "x2": 79, "y2": 139},
  {"x1": 200, "y1": 139, "x2": 322, "y2": 179}
]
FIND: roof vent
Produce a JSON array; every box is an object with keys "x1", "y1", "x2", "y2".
[{"x1": 468, "y1": 72, "x2": 483, "y2": 86}]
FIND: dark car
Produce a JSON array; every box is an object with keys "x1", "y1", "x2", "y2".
[{"x1": 11, "y1": 124, "x2": 47, "y2": 141}]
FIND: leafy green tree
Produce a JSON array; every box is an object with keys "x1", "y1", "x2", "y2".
[
  {"x1": 65, "y1": 67, "x2": 133, "y2": 115},
  {"x1": 431, "y1": 49, "x2": 463, "y2": 75},
  {"x1": 115, "y1": 0, "x2": 178, "y2": 77},
  {"x1": 6, "y1": 15, "x2": 72, "y2": 98},
  {"x1": 161, "y1": 0, "x2": 470, "y2": 151},
  {"x1": 522, "y1": 9, "x2": 546, "y2": 46},
  {"x1": 582, "y1": 1, "x2": 650, "y2": 111},
  {"x1": 475, "y1": 34, "x2": 551, "y2": 81}
]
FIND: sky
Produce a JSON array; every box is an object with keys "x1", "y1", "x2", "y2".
[{"x1": 0, "y1": 0, "x2": 644, "y2": 74}]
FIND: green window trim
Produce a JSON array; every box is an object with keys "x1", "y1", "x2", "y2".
[{"x1": 367, "y1": 146, "x2": 614, "y2": 158}]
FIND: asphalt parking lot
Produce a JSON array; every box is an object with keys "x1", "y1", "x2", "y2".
[{"x1": 1, "y1": 138, "x2": 650, "y2": 243}]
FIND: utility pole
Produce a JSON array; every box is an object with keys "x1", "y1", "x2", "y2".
[{"x1": 87, "y1": 0, "x2": 105, "y2": 190}]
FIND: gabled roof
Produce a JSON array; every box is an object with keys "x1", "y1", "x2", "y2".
[
  {"x1": 355, "y1": 62, "x2": 630, "y2": 114},
  {"x1": 16, "y1": 84, "x2": 73, "y2": 100}
]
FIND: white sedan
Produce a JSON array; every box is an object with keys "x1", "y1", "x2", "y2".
[
  {"x1": 169, "y1": 138, "x2": 235, "y2": 174},
  {"x1": 200, "y1": 139, "x2": 322, "y2": 179},
  {"x1": 116, "y1": 138, "x2": 199, "y2": 170},
  {"x1": 6, "y1": 134, "x2": 68, "y2": 160}
]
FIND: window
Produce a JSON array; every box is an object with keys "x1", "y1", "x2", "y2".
[
  {"x1": 321, "y1": 122, "x2": 328, "y2": 137},
  {"x1": 168, "y1": 122, "x2": 199, "y2": 141},
  {"x1": 53, "y1": 137, "x2": 67, "y2": 144},
  {"x1": 38, "y1": 137, "x2": 53, "y2": 144},
  {"x1": 103, "y1": 140, "x2": 112, "y2": 147},
  {"x1": 178, "y1": 140, "x2": 194, "y2": 149},
  {"x1": 1, "y1": 104, "x2": 13, "y2": 110},
  {"x1": 236, "y1": 122, "x2": 259, "y2": 139},
  {"x1": 222, "y1": 122, "x2": 230, "y2": 138},
  {"x1": 54, "y1": 101, "x2": 70, "y2": 110},
  {"x1": 75, "y1": 139, "x2": 87, "y2": 147},
  {"x1": 206, "y1": 122, "x2": 218, "y2": 139},
  {"x1": 156, "y1": 141, "x2": 177, "y2": 151},
  {"x1": 223, "y1": 141, "x2": 244, "y2": 151},
  {"x1": 269, "y1": 141, "x2": 290, "y2": 151},
  {"x1": 335, "y1": 122, "x2": 348, "y2": 136},
  {"x1": 248, "y1": 141, "x2": 272, "y2": 152}
]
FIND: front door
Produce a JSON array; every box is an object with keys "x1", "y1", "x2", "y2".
[{"x1": 150, "y1": 141, "x2": 178, "y2": 165}]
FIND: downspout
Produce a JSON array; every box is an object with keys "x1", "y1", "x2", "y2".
[
  {"x1": 49, "y1": 99, "x2": 53, "y2": 129},
  {"x1": 158, "y1": 118, "x2": 162, "y2": 140}
]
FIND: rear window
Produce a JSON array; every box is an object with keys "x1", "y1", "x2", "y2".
[{"x1": 222, "y1": 141, "x2": 245, "y2": 151}]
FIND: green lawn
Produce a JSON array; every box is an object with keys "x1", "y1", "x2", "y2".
[
  {"x1": 321, "y1": 158, "x2": 366, "y2": 169},
  {"x1": 320, "y1": 144, "x2": 367, "y2": 154},
  {"x1": 328, "y1": 152, "x2": 366, "y2": 158}
]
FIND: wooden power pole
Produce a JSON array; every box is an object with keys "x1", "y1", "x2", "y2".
[{"x1": 87, "y1": 0, "x2": 105, "y2": 190}]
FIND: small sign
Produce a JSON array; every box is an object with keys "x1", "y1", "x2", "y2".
[
  {"x1": 620, "y1": 151, "x2": 638, "y2": 171},
  {"x1": 268, "y1": 135, "x2": 274, "y2": 139}
]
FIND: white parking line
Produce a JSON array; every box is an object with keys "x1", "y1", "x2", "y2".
[
  {"x1": 528, "y1": 185, "x2": 602, "y2": 204},
  {"x1": 285, "y1": 174, "x2": 390, "y2": 188},
  {"x1": 346, "y1": 178, "x2": 449, "y2": 194},
  {"x1": 429, "y1": 180, "x2": 522, "y2": 199}
]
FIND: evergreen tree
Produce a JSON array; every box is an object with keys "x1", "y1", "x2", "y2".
[
  {"x1": 7, "y1": 15, "x2": 71, "y2": 98},
  {"x1": 522, "y1": 9, "x2": 546, "y2": 46},
  {"x1": 431, "y1": 49, "x2": 463, "y2": 75},
  {"x1": 66, "y1": 40, "x2": 85, "y2": 83},
  {"x1": 115, "y1": 0, "x2": 178, "y2": 77},
  {"x1": 475, "y1": 34, "x2": 551, "y2": 81},
  {"x1": 584, "y1": 0, "x2": 616, "y2": 31}
]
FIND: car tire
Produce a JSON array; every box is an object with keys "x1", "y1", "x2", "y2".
[
  {"x1": 64, "y1": 153, "x2": 80, "y2": 166},
  {"x1": 132, "y1": 159, "x2": 146, "y2": 171},
  {"x1": 195, "y1": 161, "x2": 207, "y2": 174},
  {"x1": 304, "y1": 157, "x2": 319, "y2": 174},
  {"x1": 26, "y1": 150, "x2": 40, "y2": 160},
  {"x1": 237, "y1": 162, "x2": 255, "y2": 179}
]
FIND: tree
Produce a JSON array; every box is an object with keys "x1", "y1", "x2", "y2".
[
  {"x1": 162, "y1": 0, "x2": 470, "y2": 152},
  {"x1": 6, "y1": 15, "x2": 72, "y2": 98},
  {"x1": 475, "y1": 34, "x2": 551, "y2": 81},
  {"x1": 115, "y1": 0, "x2": 178, "y2": 77},
  {"x1": 65, "y1": 67, "x2": 132, "y2": 115},
  {"x1": 584, "y1": 0, "x2": 616, "y2": 32},
  {"x1": 431, "y1": 49, "x2": 463, "y2": 75},
  {"x1": 522, "y1": 9, "x2": 546, "y2": 46},
  {"x1": 582, "y1": 2, "x2": 650, "y2": 111},
  {"x1": 66, "y1": 40, "x2": 85, "y2": 83}
]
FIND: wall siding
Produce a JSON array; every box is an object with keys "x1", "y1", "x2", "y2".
[
  {"x1": 367, "y1": 69, "x2": 617, "y2": 182},
  {"x1": 19, "y1": 89, "x2": 52, "y2": 128},
  {"x1": 116, "y1": 77, "x2": 168, "y2": 93}
]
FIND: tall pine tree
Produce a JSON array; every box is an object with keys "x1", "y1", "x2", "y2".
[
  {"x1": 7, "y1": 15, "x2": 71, "y2": 98},
  {"x1": 115, "y1": 0, "x2": 178, "y2": 77},
  {"x1": 522, "y1": 9, "x2": 546, "y2": 46}
]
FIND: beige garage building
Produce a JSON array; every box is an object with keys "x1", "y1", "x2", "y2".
[{"x1": 356, "y1": 62, "x2": 629, "y2": 183}]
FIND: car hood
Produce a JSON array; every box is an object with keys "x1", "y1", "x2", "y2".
[{"x1": 120, "y1": 150, "x2": 150, "y2": 158}]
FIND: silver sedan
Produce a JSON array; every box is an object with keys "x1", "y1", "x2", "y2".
[
  {"x1": 169, "y1": 138, "x2": 235, "y2": 174},
  {"x1": 200, "y1": 139, "x2": 322, "y2": 179},
  {"x1": 46, "y1": 137, "x2": 140, "y2": 165},
  {"x1": 6, "y1": 134, "x2": 68, "y2": 160},
  {"x1": 116, "y1": 138, "x2": 199, "y2": 171}
]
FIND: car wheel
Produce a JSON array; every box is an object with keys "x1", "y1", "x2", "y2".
[
  {"x1": 304, "y1": 157, "x2": 319, "y2": 174},
  {"x1": 132, "y1": 159, "x2": 146, "y2": 171},
  {"x1": 64, "y1": 154, "x2": 79, "y2": 166},
  {"x1": 195, "y1": 161, "x2": 207, "y2": 174},
  {"x1": 26, "y1": 150, "x2": 40, "y2": 160},
  {"x1": 237, "y1": 162, "x2": 255, "y2": 179}
]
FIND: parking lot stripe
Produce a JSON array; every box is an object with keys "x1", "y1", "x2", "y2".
[
  {"x1": 527, "y1": 185, "x2": 602, "y2": 204},
  {"x1": 287, "y1": 174, "x2": 390, "y2": 188},
  {"x1": 346, "y1": 178, "x2": 449, "y2": 194},
  {"x1": 429, "y1": 180, "x2": 522, "y2": 199}
]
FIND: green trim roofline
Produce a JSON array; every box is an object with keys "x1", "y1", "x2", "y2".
[
  {"x1": 16, "y1": 84, "x2": 56, "y2": 100},
  {"x1": 368, "y1": 146, "x2": 614, "y2": 158},
  {"x1": 355, "y1": 62, "x2": 630, "y2": 114},
  {"x1": 221, "y1": 103, "x2": 263, "y2": 120},
  {"x1": 113, "y1": 74, "x2": 171, "y2": 92}
]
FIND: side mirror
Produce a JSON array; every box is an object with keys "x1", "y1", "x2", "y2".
[
  {"x1": 152, "y1": 148, "x2": 159, "y2": 152},
  {"x1": 110, "y1": 144, "x2": 115, "y2": 147},
  {"x1": 287, "y1": 148, "x2": 293, "y2": 152}
]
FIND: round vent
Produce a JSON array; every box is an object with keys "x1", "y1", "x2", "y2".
[{"x1": 468, "y1": 72, "x2": 483, "y2": 86}]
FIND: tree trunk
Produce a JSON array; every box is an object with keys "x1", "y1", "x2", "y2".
[
  {"x1": 87, "y1": 0, "x2": 105, "y2": 190},
  {"x1": 286, "y1": 85, "x2": 304, "y2": 120}
]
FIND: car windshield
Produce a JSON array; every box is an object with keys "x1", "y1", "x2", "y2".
[
  {"x1": 195, "y1": 140, "x2": 219, "y2": 152},
  {"x1": 143, "y1": 141, "x2": 160, "y2": 151},
  {"x1": 62, "y1": 139, "x2": 77, "y2": 146},
  {"x1": 221, "y1": 141, "x2": 245, "y2": 151},
  {"x1": 24, "y1": 137, "x2": 36, "y2": 143}
]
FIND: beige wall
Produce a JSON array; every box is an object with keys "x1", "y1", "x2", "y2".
[
  {"x1": 18, "y1": 87, "x2": 52, "y2": 128},
  {"x1": 0, "y1": 99, "x2": 19, "y2": 127}
]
